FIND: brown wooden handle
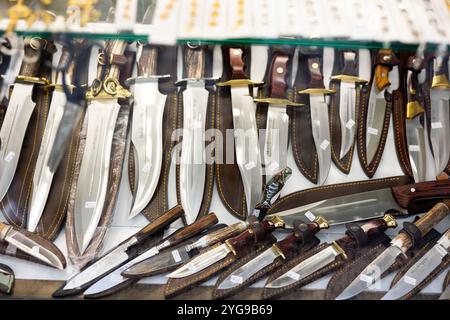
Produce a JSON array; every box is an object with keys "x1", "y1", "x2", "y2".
[
  {"x1": 341, "y1": 50, "x2": 358, "y2": 76},
  {"x1": 137, "y1": 45, "x2": 158, "y2": 77},
  {"x1": 269, "y1": 54, "x2": 289, "y2": 99},
  {"x1": 225, "y1": 220, "x2": 277, "y2": 253},
  {"x1": 307, "y1": 57, "x2": 325, "y2": 89},
  {"x1": 0, "y1": 222, "x2": 10, "y2": 241},
  {"x1": 19, "y1": 38, "x2": 45, "y2": 77},
  {"x1": 434, "y1": 55, "x2": 449, "y2": 77},
  {"x1": 202, "y1": 222, "x2": 248, "y2": 247},
  {"x1": 184, "y1": 45, "x2": 206, "y2": 79},
  {"x1": 167, "y1": 213, "x2": 218, "y2": 246},
  {"x1": 229, "y1": 47, "x2": 247, "y2": 80},
  {"x1": 391, "y1": 179, "x2": 450, "y2": 209},
  {"x1": 277, "y1": 221, "x2": 320, "y2": 254},
  {"x1": 135, "y1": 205, "x2": 184, "y2": 242}
]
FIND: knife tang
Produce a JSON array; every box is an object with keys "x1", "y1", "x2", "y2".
[{"x1": 391, "y1": 179, "x2": 450, "y2": 209}]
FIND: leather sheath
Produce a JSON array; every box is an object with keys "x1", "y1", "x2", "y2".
[
  {"x1": 164, "y1": 236, "x2": 275, "y2": 299},
  {"x1": 324, "y1": 226, "x2": 441, "y2": 300},
  {"x1": 267, "y1": 175, "x2": 410, "y2": 216},
  {"x1": 357, "y1": 49, "x2": 400, "y2": 178}
]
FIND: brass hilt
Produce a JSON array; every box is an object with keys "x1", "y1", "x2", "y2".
[
  {"x1": 313, "y1": 216, "x2": 329, "y2": 230},
  {"x1": 382, "y1": 214, "x2": 398, "y2": 229}
]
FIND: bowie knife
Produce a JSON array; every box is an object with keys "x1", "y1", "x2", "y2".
[
  {"x1": 331, "y1": 50, "x2": 367, "y2": 159},
  {"x1": 382, "y1": 228, "x2": 450, "y2": 300},
  {"x1": 429, "y1": 55, "x2": 450, "y2": 176},
  {"x1": 268, "y1": 179, "x2": 450, "y2": 228},
  {"x1": 254, "y1": 54, "x2": 302, "y2": 179},
  {"x1": 336, "y1": 202, "x2": 450, "y2": 300},
  {"x1": 0, "y1": 222, "x2": 65, "y2": 270},
  {"x1": 217, "y1": 216, "x2": 328, "y2": 290},
  {"x1": 298, "y1": 56, "x2": 335, "y2": 185},
  {"x1": 167, "y1": 216, "x2": 285, "y2": 279},
  {"x1": 266, "y1": 215, "x2": 397, "y2": 289},
  {"x1": 217, "y1": 47, "x2": 263, "y2": 215},
  {"x1": 53, "y1": 205, "x2": 183, "y2": 297}
]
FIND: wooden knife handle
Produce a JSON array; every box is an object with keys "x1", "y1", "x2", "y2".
[
  {"x1": 391, "y1": 179, "x2": 450, "y2": 209},
  {"x1": 137, "y1": 45, "x2": 158, "y2": 77},
  {"x1": 307, "y1": 57, "x2": 325, "y2": 89},
  {"x1": 374, "y1": 64, "x2": 391, "y2": 92},
  {"x1": 167, "y1": 213, "x2": 218, "y2": 246},
  {"x1": 269, "y1": 54, "x2": 289, "y2": 99},
  {"x1": 184, "y1": 45, "x2": 206, "y2": 79},
  {"x1": 0, "y1": 223, "x2": 10, "y2": 241},
  {"x1": 201, "y1": 222, "x2": 248, "y2": 247},
  {"x1": 134, "y1": 205, "x2": 184, "y2": 242},
  {"x1": 276, "y1": 221, "x2": 322, "y2": 254},
  {"x1": 229, "y1": 47, "x2": 247, "y2": 80},
  {"x1": 341, "y1": 50, "x2": 358, "y2": 77}
]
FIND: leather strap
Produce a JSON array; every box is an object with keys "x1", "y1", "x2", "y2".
[
  {"x1": 401, "y1": 221, "x2": 423, "y2": 248},
  {"x1": 345, "y1": 223, "x2": 369, "y2": 248}
]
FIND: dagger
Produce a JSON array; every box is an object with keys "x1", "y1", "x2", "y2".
[
  {"x1": 299, "y1": 53, "x2": 336, "y2": 185},
  {"x1": 0, "y1": 263, "x2": 14, "y2": 294},
  {"x1": 82, "y1": 213, "x2": 219, "y2": 298},
  {"x1": 0, "y1": 222, "x2": 66, "y2": 270},
  {"x1": 266, "y1": 215, "x2": 397, "y2": 289},
  {"x1": 217, "y1": 216, "x2": 328, "y2": 290},
  {"x1": 268, "y1": 179, "x2": 450, "y2": 228},
  {"x1": 382, "y1": 228, "x2": 450, "y2": 300},
  {"x1": 331, "y1": 50, "x2": 368, "y2": 159},
  {"x1": 336, "y1": 202, "x2": 450, "y2": 300},
  {"x1": 167, "y1": 216, "x2": 285, "y2": 279},
  {"x1": 53, "y1": 205, "x2": 183, "y2": 298},
  {"x1": 217, "y1": 47, "x2": 263, "y2": 215}
]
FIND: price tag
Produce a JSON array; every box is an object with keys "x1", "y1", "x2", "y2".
[
  {"x1": 409, "y1": 145, "x2": 420, "y2": 152},
  {"x1": 245, "y1": 161, "x2": 256, "y2": 170},
  {"x1": 286, "y1": 270, "x2": 300, "y2": 281},
  {"x1": 4, "y1": 152, "x2": 15, "y2": 162},
  {"x1": 305, "y1": 211, "x2": 316, "y2": 222},
  {"x1": 171, "y1": 250, "x2": 182, "y2": 263},
  {"x1": 404, "y1": 276, "x2": 417, "y2": 286},
  {"x1": 84, "y1": 201, "x2": 96, "y2": 209},
  {"x1": 359, "y1": 274, "x2": 374, "y2": 284},
  {"x1": 231, "y1": 275, "x2": 243, "y2": 284},
  {"x1": 368, "y1": 127, "x2": 379, "y2": 136},
  {"x1": 320, "y1": 140, "x2": 330, "y2": 151},
  {"x1": 346, "y1": 119, "x2": 356, "y2": 130},
  {"x1": 431, "y1": 122, "x2": 443, "y2": 129}
]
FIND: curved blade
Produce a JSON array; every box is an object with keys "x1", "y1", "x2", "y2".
[
  {"x1": 74, "y1": 100, "x2": 121, "y2": 254},
  {"x1": 309, "y1": 94, "x2": 331, "y2": 185},
  {"x1": 0, "y1": 83, "x2": 36, "y2": 201},
  {"x1": 429, "y1": 89, "x2": 450, "y2": 175},
  {"x1": 366, "y1": 90, "x2": 387, "y2": 164},
  {"x1": 336, "y1": 245, "x2": 402, "y2": 300},
  {"x1": 28, "y1": 90, "x2": 66, "y2": 232},
  {"x1": 218, "y1": 246, "x2": 280, "y2": 290},
  {"x1": 179, "y1": 82, "x2": 209, "y2": 224},
  {"x1": 128, "y1": 82, "x2": 166, "y2": 219},
  {"x1": 406, "y1": 116, "x2": 427, "y2": 182},
  {"x1": 339, "y1": 81, "x2": 357, "y2": 158},
  {"x1": 230, "y1": 87, "x2": 263, "y2": 214}
]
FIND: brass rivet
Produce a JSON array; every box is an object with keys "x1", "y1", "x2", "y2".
[
  {"x1": 383, "y1": 55, "x2": 392, "y2": 62},
  {"x1": 276, "y1": 67, "x2": 284, "y2": 74},
  {"x1": 312, "y1": 62, "x2": 319, "y2": 69},
  {"x1": 233, "y1": 49, "x2": 241, "y2": 56}
]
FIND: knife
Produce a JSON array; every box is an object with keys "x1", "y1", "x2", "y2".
[
  {"x1": 265, "y1": 214, "x2": 397, "y2": 289},
  {"x1": 268, "y1": 179, "x2": 450, "y2": 228},
  {"x1": 254, "y1": 53, "x2": 302, "y2": 179},
  {"x1": 217, "y1": 47, "x2": 263, "y2": 215},
  {"x1": 82, "y1": 213, "x2": 219, "y2": 298},
  {"x1": 298, "y1": 54, "x2": 336, "y2": 185},
  {"x1": 336, "y1": 202, "x2": 450, "y2": 300},
  {"x1": 217, "y1": 216, "x2": 328, "y2": 290},
  {"x1": 330, "y1": 50, "x2": 368, "y2": 159},
  {"x1": 0, "y1": 222, "x2": 65, "y2": 270},
  {"x1": 382, "y1": 228, "x2": 450, "y2": 300},
  {"x1": 0, "y1": 263, "x2": 14, "y2": 294},
  {"x1": 122, "y1": 221, "x2": 249, "y2": 278},
  {"x1": 167, "y1": 216, "x2": 285, "y2": 279},
  {"x1": 52, "y1": 205, "x2": 183, "y2": 298}
]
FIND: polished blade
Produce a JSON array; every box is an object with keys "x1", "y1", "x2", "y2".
[
  {"x1": 266, "y1": 245, "x2": 341, "y2": 289},
  {"x1": 336, "y1": 245, "x2": 403, "y2": 300},
  {"x1": 74, "y1": 99, "x2": 121, "y2": 254},
  {"x1": 263, "y1": 105, "x2": 289, "y2": 179},
  {"x1": 309, "y1": 94, "x2": 331, "y2": 185},
  {"x1": 366, "y1": 91, "x2": 387, "y2": 164},
  {"x1": 439, "y1": 283, "x2": 450, "y2": 300},
  {"x1": 167, "y1": 244, "x2": 232, "y2": 278},
  {"x1": 128, "y1": 81, "x2": 167, "y2": 219},
  {"x1": 179, "y1": 82, "x2": 209, "y2": 224},
  {"x1": 28, "y1": 90, "x2": 66, "y2": 232},
  {"x1": 339, "y1": 81, "x2": 357, "y2": 158},
  {"x1": 218, "y1": 246, "x2": 280, "y2": 290},
  {"x1": 0, "y1": 83, "x2": 36, "y2": 201},
  {"x1": 406, "y1": 116, "x2": 427, "y2": 182},
  {"x1": 429, "y1": 89, "x2": 450, "y2": 175},
  {"x1": 230, "y1": 86, "x2": 263, "y2": 214}
]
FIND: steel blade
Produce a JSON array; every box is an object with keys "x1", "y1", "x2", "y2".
[
  {"x1": 429, "y1": 89, "x2": 450, "y2": 175},
  {"x1": 0, "y1": 83, "x2": 36, "y2": 201},
  {"x1": 74, "y1": 99, "x2": 121, "y2": 254},
  {"x1": 266, "y1": 245, "x2": 341, "y2": 289},
  {"x1": 336, "y1": 245, "x2": 403, "y2": 300},
  {"x1": 263, "y1": 105, "x2": 289, "y2": 179},
  {"x1": 439, "y1": 284, "x2": 450, "y2": 300},
  {"x1": 339, "y1": 81, "x2": 357, "y2": 158},
  {"x1": 28, "y1": 90, "x2": 66, "y2": 232},
  {"x1": 179, "y1": 82, "x2": 209, "y2": 224},
  {"x1": 406, "y1": 116, "x2": 427, "y2": 182},
  {"x1": 218, "y1": 246, "x2": 280, "y2": 290},
  {"x1": 309, "y1": 94, "x2": 331, "y2": 185},
  {"x1": 167, "y1": 243, "x2": 232, "y2": 278},
  {"x1": 366, "y1": 92, "x2": 386, "y2": 164},
  {"x1": 230, "y1": 86, "x2": 263, "y2": 214},
  {"x1": 128, "y1": 81, "x2": 167, "y2": 219}
]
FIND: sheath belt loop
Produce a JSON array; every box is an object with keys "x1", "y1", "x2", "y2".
[
  {"x1": 345, "y1": 223, "x2": 368, "y2": 247},
  {"x1": 248, "y1": 217, "x2": 263, "y2": 242},
  {"x1": 293, "y1": 219, "x2": 312, "y2": 245},
  {"x1": 401, "y1": 222, "x2": 423, "y2": 248}
]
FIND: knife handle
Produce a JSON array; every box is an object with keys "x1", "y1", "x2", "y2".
[
  {"x1": 393, "y1": 202, "x2": 450, "y2": 252},
  {"x1": 228, "y1": 47, "x2": 247, "y2": 80},
  {"x1": 134, "y1": 205, "x2": 184, "y2": 242},
  {"x1": 269, "y1": 54, "x2": 289, "y2": 99},
  {"x1": 198, "y1": 221, "x2": 249, "y2": 248},
  {"x1": 391, "y1": 179, "x2": 450, "y2": 209},
  {"x1": 167, "y1": 213, "x2": 218, "y2": 246},
  {"x1": 341, "y1": 50, "x2": 358, "y2": 77},
  {"x1": 307, "y1": 56, "x2": 325, "y2": 89},
  {"x1": 137, "y1": 45, "x2": 158, "y2": 77},
  {"x1": 0, "y1": 223, "x2": 11, "y2": 241}
]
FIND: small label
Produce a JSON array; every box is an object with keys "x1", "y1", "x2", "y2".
[
  {"x1": 4, "y1": 152, "x2": 15, "y2": 162},
  {"x1": 84, "y1": 201, "x2": 96, "y2": 209},
  {"x1": 230, "y1": 275, "x2": 243, "y2": 284},
  {"x1": 346, "y1": 119, "x2": 356, "y2": 129},
  {"x1": 286, "y1": 271, "x2": 300, "y2": 281},
  {"x1": 359, "y1": 274, "x2": 374, "y2": 284},
  {"x1": 191, "y1": 120, "x2": 202, "y2": 129},
  {"x1": 305, "y1": 211, "x2": 316, "y2": 222},
  {"x1": 409, "y1": 145, "x2": 420, "y2": 152},
  {"x1": 171, "y1": 250, "x2": 182, "y2": 263},
  {"x1": 404, "y1": 276, "x2": 417, "y2": 286},
  {"x1": 320, "y1": 140, "x2": 330, "y2": 150},
  {"x1": 431, "y1": 122, "x2": 443, "y2": 129},
  {"x1": 368, "y1": 127, "x2": 379, "y2": 136},
  {"x1": 245, "y1": 161, "x2": 256, "y2": 170}
]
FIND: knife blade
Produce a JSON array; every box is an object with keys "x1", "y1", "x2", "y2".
[
  {"x1": 217, "y1": 216, "x2": 328, "y2": 290},
  {"x1": 52, "y1": 205, "x2": 183, "y2": 298},
  {"x1": 217, "y1": 47, "x2": 263, "y2": 215},
  {"x1": 382, "y1": 228, "x2": 450, "y2": 300},
  {"x1": 336, "y1": 202, "x2": 450, "y2": 300},
  {"x1": 167, "y1": 216, "x2": 285, "y2": 279},
  {"x1": 0, "y1": 222, "x2": 65, "y2": 270},
  {"x1": 0, "y1": 263, "x2": 14, "y2": 294},
  {"x1": 299, "y1": 55, "x2": 336, "y2": 185},
  {"x1": 265, "y1": 215, "x2": 397, "y2": 289},
  {"x1": 268, "y1": 179, "x2": 450, "y2": 228}
]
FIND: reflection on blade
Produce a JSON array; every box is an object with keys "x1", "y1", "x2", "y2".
[
  {"x1": 366, "y1": 95, "x2": 386, "y2": 164},
  {"x1": 339, "y1": 82, "x2": 357, "y2": 158},
  {"x1": 406, "y1": 117, "x2": 427, "y2": 182},
  {"x1": 429, "y1": 94, "x2": 450, "y2": 175}
]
